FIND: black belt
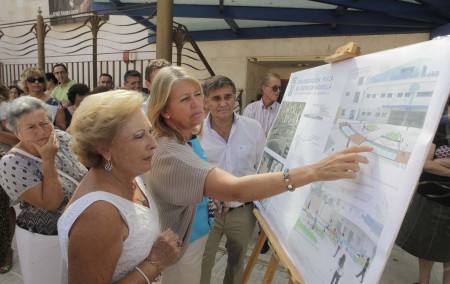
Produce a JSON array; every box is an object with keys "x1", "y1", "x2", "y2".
[{"x1": 228, "y1": 202, "x2": 253, "y2": 212}]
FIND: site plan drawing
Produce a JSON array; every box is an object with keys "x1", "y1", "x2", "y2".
[{"x1": 255, "y1": 36, "x2": 450, "y2": 284}]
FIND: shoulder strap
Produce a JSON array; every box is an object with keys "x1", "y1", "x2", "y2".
[{"x1": 11, "y1": 147, "x2": 80, "y2": 186}]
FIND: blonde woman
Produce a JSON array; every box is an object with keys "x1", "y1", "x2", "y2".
[
  {"x1": 58, "y1": 90, "x2": 180, "y2": 283},
  {"x1": 19, "y1": 67, "x2": 61, "y2": 122},
  {"x1": 146, "y1": 66, "x2": 372, "y2": 284}
]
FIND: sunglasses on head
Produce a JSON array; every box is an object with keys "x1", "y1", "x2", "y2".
[
  {"x1": 265, "y1": 85, "x2": 282, "y2": 92},
  {"x1": 27, "y1": 77, "x2": 45, "y2": 83}
]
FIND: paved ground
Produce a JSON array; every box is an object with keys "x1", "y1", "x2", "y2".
[
  {"x1": 209, "y1": 231, "x2": 444, "y2": 284},
  {"x1": 0, "y1": 229, "x2": 444, "y2": 284}
]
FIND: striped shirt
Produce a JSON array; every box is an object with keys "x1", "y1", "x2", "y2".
[
  {"x1": 243, "y1": 100, "x2": 280, "y2": 136},
  {"x1": 143, "y1": 136, "x2": 213, "y2": 257}
]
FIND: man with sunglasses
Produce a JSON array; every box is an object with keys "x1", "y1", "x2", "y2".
[
  {"x1": 51, "y1": 63, "x2": 76, "y2": 107},
  {"x1": 243, "y1": 72, "x2": 282, "y2": 136},
  {"x1": 243, "y1": 72, "x2": 282, "y2": 254}
]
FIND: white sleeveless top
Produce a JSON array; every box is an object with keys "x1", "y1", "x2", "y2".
[{"x1": 58, "y1": 181, "x2": 160, "y2": 282}]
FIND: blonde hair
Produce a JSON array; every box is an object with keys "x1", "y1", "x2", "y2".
[
  {"x1": 70, "y1": 90, "x2": 144, "y2": 167},
  {"x1": 148, "y1": 66, "x2": 203, "y2": 143},
  {"x1": 19, "y1": 67, "x2": 46, "y2": 94}
]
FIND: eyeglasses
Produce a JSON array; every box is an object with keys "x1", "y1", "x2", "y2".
[
  {"x1": 27, "y1": 77, "x2": 45, "y2": 83},
  {"x1": 265, "y1": 85, "x2": 282, "y2": 92}
]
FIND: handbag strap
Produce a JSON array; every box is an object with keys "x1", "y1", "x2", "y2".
[{"x1": 11, "y1": 147, "x2": 80, "y2": 186}]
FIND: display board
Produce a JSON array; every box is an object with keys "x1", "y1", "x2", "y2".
[
  {"x1": 255, "y1": 36, "x2": 450, "y2": 284},
  {"x1": 48, "y1": 0, "x2": 93, "y2": 25}
]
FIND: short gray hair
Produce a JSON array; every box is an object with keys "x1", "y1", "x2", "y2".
[
  {"x1": 259, "y1": 72, "x2": 280, "y2": 91},
  {"x1": 7, "y1": 96, "x2": 52, "y2": 132},
  {"x1": 202, "y1": 75, "x2": 236, "y2": 98}
]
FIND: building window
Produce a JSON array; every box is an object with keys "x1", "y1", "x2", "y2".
[
  {"x1": 400, "y1": 67, "x2": 414, "y2": 75},
  {"x1": 381, "y1": 93, "x2": 386, "y2": 98},
  {"x1": 372, "y1": 94, "x2": 376, "y2": 98},
  {"x1": 387, "y1": 93, "x2": 392, "y2": 98},
  {"x1": 397, "y1": 92, "x2": 403, "y2": 97},
  {"x1": 354, "y1": 92, "x2": 360, "y2": 103},
  {"x1": 405, "y1": 92, "x2": 411, "y2": 97},
  {"x1": 358, "y1": 77, "x2": 364, "y2": 85},
  {"x1": 362, "y1": 112, "x2": 366, "y2": 116},
  {"x1": 367, "y1": 112, "x2": 372, "y2": 116},
  {"x1": 416, "y1": 91, "x2": 432, "y2": 97},
  {"x1": 346, "y1": 92, "x2": 350, "y2": 96},
  {"x1": 366, "y1": 94, "x2": 371, "y2": 99},
  {"x1": 341, "y1": 109, "x2": 346, "y2": 116},
  {"x1": 375, "y1": 112, "x2": 381, "y2": 117}
]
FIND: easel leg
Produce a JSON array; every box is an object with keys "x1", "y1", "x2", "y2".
[
  {"x1": 262, "y1": 254, "x2": 279, "y2": 284},
  {"x1": 240, "y1": 230, "x2": 267, "y2": 284},
  {"x1": 246, "y1": 209, "x2": 304, "y2": 284}
]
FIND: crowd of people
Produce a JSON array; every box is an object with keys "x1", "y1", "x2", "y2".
[{"x1": 0, "y1": 59, "x2": 447, "y2": 284}]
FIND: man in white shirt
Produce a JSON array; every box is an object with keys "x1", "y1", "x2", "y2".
[
  {"x1": 243, "y1": 72, "x2": 282, "y2": 136},
  {"x1": 200, "y1": 75, "x2": 266, "y2": 284}
]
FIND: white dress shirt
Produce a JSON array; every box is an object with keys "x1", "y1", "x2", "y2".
[
  {"x1": 201, "y1": 113, "x2": 266, "y2": 208},
  {"x1": 243, "y1": 100, "x2": 280, "y2": 136},
  {"x1": 142, "y1": 96, "x2": 150, "y2": 113}
]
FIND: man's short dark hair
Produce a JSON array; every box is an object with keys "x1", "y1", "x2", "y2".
[
  {"x1": 202, "y1": 75, "x2": 236, "y2": 97},
  {"x1": 124, "y1": 70, "x2": 142, "y2": 83},
  {"x1": 45, "y1": 72, "x2": 58, "y2": 85},
  {"x1": 67, "y1": 83, "x2": 90, "y2": 104},
  {"x1": 99, "y1": 73, "x2": 113, "y2": 81},
  {"x1": 52, "y1": 63, "x2": 68, "y2": 72}
]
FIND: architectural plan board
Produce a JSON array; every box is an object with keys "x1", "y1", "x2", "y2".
[{"x1": 255, "y1": 36, "x2": 450, "y2": 284}]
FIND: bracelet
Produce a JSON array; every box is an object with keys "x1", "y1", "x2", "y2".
[
  {"x1": 135, "y1": 266, "x2": 151, "y2": 284},
  {"x1": 146, "y1": 257, "x2": 162, "y2": 282},
  {"x1": 283, "y1": 168, "x2": 295, "y2": 192}
]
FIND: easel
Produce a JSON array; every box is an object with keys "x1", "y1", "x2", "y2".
[
  {"x1": 241, "y1": 43, "x2": 360, "y2": 283},
  {"x1": 324, "y1": 42, "x2": 361, "y2": 63},
  {"x1": 240, "y1": 208, "x2": 304, "y2": 284}
]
